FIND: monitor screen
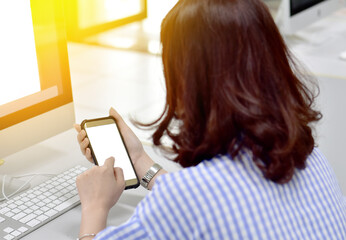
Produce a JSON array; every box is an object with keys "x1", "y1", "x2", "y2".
[
  {"x1": 0, "y1": 0, "x2": 74, "y2": 158},
  {"x1": 290, "y1": 0, "x2": 325, "y2": 16},
  {"x1": 276, "y1": 0, "x2": 340, "y2": 35}
]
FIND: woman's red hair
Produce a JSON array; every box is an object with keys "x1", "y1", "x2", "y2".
[{"x1": 146, "y1": 0, "x2": 321, "y2": 183}]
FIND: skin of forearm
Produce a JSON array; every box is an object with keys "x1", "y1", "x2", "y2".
[{"x1": 79, "y1": 206, "x2": 109, "y2": 238}]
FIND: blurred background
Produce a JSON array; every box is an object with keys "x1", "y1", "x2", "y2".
[
  {"x1": 62, "y1": 0, "x2": 284, "y2": 55},
  {"x1": 63, "y1": 0, "x2": 179, "y2": 55}
]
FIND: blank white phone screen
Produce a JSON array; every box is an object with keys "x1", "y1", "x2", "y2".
[{"x1": 85, "y1": 123, "x2": 137, "y2": 181}]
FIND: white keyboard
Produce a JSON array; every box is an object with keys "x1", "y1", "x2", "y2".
[{"x1": 0, "y1": 165, "x2": 87, "y2": 240}]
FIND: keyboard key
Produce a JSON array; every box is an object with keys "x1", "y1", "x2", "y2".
[
  {"x1": 33, "y1": 190, "x2": 42, "y2": 195},
  {"x1": 7, "y1": 204, "x2": 17, "y2": 209},
  {"x1": 47, "y1": 203, "x2": 56, "y2": 208},
  {"x1": 0, "y1": 216, "x2": 5, "y2": 223},
  {"x1": 49, "y1": 188, "x2": 58, "y2": 194},
  {"x1": 27, "y1": 219, "x2": 40, "y2": 227},
  {"x1": 36, "y1": 215, "x2": 48, "y2": 222},
  {"x1": 11, "y1": 208, "x2": 21, "y2": 214},
  {"x1": 18, "y1": 205, "x2": 27, "y2": 210},
  {"x1": 5, "y1": 212, "x2": 15, "y2": 218},
  {"x1": 45, "y1": 209, "x2": 57, "y2": 217},
  {"x1": 3, "y1": 234, "x2": 15, "y2": 240},
  {"x1": 17, "y1": 226, "x2": 28, "y2": 233},
  {"x1": 30, "y1": 205, "x2": 40, "y2": 211},
  {"x1": 3, "y1": 227, "x2": 14, "y2": 233},
  {"x1": 25, "y1": 201, "x2": 34, "y2": 207},
  {"x1": 65, "y1": 192, "x2": 73, "y2": 198},
  {"x1": 44, "y1": 192, "x2": 52, "y2": 197},
  {"x1": 51, "y1": 181, "x2": 59, "y2": 186},
  {"x1": 19, "y1": 213, "x2": 36, "y2": 224},
  {"x1": 53, "y1": 199, "x2": 62, "y2": 205},
  {"x1": 24, "y1": 208, "x2": 33, "y2": 214},
  {"x1": 11, "y1": 230, "x2": 21, "y2": 236},
  {"x1": 67, "y1": 179, "x2": 75, "y2": 184},
  {"x1": 38, "y1": 195, "x2": 46, "y2": 200},
  {"x1": 27, "y1": 194, "x2": 36, "y2": 199},
  {"x1": 21, "y1": 197, "x2": 30, "y2": 202},
  {"x1": 55, "y1": 195, "x2": 80, "y2": 212},
  {"x1": 31, "y1": 198, "x2": 40, "y2": 203},
  {"x1": 15, "y1": 200, "x2": 24, "y2": 205},
  {"x1": 41, "y1": 206, "x2": 50, "y2": 212},
  {"x1": 34, "y1": 210, "x2": 43, "y2": 216},
  {"x1": 38, "y1": 187, "x2": 48, "y2": 192},
  {"x1": 12, "y1": 212, "x2": 26, "y2": 221},
  {"x1": 0, "y1": 207, "x2": 11, "y2": 214},
  {"x1": 49, "y1": 195, "x2": 57, "y2": 201}
]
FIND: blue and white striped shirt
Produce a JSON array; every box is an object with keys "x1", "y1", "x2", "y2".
[{"x1": 95, "y1": 148, "x2": 346, "y2": 239}]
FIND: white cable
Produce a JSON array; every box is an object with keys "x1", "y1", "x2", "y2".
[
  {"x1": 0, "y1": 173, "x2": 57, "y2": 202},
  {"x1": 1, "y1": 174, "x2": 8, "y2": 201}
]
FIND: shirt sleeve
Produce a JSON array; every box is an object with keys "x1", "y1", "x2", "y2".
[
  {"x1": 93, "y1": 173, "x2": 188, "y2": 240},
  {"x1": 93, "y1": 174, "x2": 170, "y2": 240}
]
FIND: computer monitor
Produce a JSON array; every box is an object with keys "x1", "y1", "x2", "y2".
[
  {"x1": 276, "y1": 0, "x2": 341, "y2": 35},
  {"x1": 0, "y1": 0, "x2": 75, "y2": 158}
]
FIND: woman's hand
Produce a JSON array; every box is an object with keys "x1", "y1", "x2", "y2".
[
  {"x1": 76, "y1": 157, "x2": 125, "y2": 236},
  {"x1": 74, "y1": 107, "x2": 166, "y2": 190},
  {"x1": 76, "y1": 157, "x2": 124, "y2": 211},
  {"x1": 74, "y1": 107, "x2": 146, "y2": 167}
]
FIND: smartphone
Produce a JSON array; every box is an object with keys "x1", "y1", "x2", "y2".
[{"x1": 81, "y1": 116, "x2": 139, "y2": 189}]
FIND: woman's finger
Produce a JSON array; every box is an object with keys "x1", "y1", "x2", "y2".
[
  {"x1": 77, "y1": 130, "x2": 87, "y2": 143},
  {"x1": 104, "y1": 157, "x2": 115, "y2": 168},
  {"x1": 85, "y1": 148, "x2": 93, "y2": 163},
  {"x1": 80, "y1": 138, "x2": 89, "y2": 155},
  {"x1": 109, "y1": 108, "x2": 128, "y2": 131},
  {"x1": 74, "y1": 123, "x2": 82, "y2": 132},
  {"x1": 109, "y1": 107, "x2": 123, "y2": 121},
  {"x1": 114, "y1": 167, "x2": 125, "y2": 189}
]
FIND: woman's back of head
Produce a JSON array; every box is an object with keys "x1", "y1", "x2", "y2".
[{"x1": 151, "y1": 0, "x2": 321, "y2": 183}]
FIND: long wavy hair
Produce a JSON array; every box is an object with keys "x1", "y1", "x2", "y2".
[{"x1": 145, "y1": 0, "x2": 321, "y2": 183}]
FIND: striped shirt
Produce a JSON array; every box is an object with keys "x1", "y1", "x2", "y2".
[{"x1": 95, "y1": 148, "x2": 346, "y2": 239}]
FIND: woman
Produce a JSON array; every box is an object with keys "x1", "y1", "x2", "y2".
[{"x1": 75, "y1": 0, "x2": 346, "y2": 239}]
